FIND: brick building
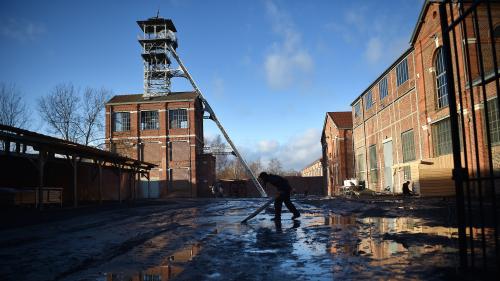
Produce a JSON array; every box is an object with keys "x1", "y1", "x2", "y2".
[
  {"x1": 105, "y1": 92, "x2": 215, "y2": 197},
  {"x1": 350, "y1": 1, "x2": 499, "y2": 195},
  {"x1": 321, "y1": 112, "x2": 354, "y2": 196},
  {"x1": 301, "y1": 158, "x2": 323, "y2": 177}
]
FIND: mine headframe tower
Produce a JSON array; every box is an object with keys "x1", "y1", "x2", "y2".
[{"x1": 137, "y1": 16, "x2": 184, "y2": 97}]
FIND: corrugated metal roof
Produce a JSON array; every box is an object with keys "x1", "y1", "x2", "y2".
[
  {"x1": 106, "y1": 91, "x2": 199, "y2": 105},
  {"x1": 328, "y1": 112, "x2": 353, "y2": 128}
]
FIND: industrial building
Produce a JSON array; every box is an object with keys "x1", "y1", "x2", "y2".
[
  {"x1": 321, "y1": 112, "x2": 353, "y2": 196},
  {"x1": 301, "y1": 158, "x2": 323, "y2": 177},
  {"x1": 105, "y1": 17, "x2": 215, "y2": 198},
  {"x1": 350, "y1": 1, "x2": 500, "y2": 195}
]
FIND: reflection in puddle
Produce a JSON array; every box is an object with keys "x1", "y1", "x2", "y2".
[
  {"x1": 103, "y1": 243, "x2": 202, "y2": 281},
  {"x1": 302, "y1": 213, "x2": 459, "y2": 268}
]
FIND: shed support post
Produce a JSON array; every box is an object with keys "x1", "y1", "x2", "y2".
[
  {"x1": 128, "y1": 169, "x2": 134, "y2": 201},
  {"x1": 37, "y1": 150, "x2": 46, "y2": 209},
  {"x1": 73, "y1": 156, "x2": 78, "y2": 208},
  {"x1": 98, "y1": 161, "x2": 103, "y2": 204},
  {"x1": 118, "y1": 165, "x2": 122, "y2": 203},
  {"x1": 148, "y1": 171, "x2": 151, "y2": 199}
]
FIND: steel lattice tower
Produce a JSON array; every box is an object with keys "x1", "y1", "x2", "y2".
[{"x1": 137, "y1": 17, "x2": 184, "y2": 97}]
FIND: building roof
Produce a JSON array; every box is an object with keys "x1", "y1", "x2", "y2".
[
  {"x1": 349, "y1": 47, "x2": 413, "y2": 106},
  {"x1": 349, "y1": 1, "x2": 439, "y2": 107},
  {"x1": 0, "y1": 124, "x2": 156, "y2": 171},
  {"x1": 328, "y1": 112, "x2": 353, "y2": 129},
  {"x1": 301, "y1": 158, "x2": 322, "y2": 172},
  {"x1": 106, "y1": 91, "x2": 199, "y2": 105},
  {"x1": 410, "y1": 0, "x2": 438, "y2": 45},
  {"x1": 137, "y1": 17, "x2": 177, "y2": 32}
]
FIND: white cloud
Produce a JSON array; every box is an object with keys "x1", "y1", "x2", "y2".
[
  {"x1": 240, "y1": 128, "x2": 321, "y2": 171},
  {"x1": 0, "y1": 18, "x2": 46, "y2": 41},
  {"x1": 257, "y1": 140, "x2": 279, "y2": 153},
  {"x1": 365, "y1": 37, "x2": 383, "y2": 63},
  {"x1": 263, "y1": 0, "x2": 314, "y2": 91}
]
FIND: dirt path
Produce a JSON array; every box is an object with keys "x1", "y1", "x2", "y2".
[{"x1": 0, "y1": 198, "x2": 461, "y2": 281}]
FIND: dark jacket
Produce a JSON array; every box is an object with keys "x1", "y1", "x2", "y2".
[{"x1": 263, "y1": 174, "x2": 291, "y2": 193}]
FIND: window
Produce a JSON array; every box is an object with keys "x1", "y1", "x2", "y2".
[
  {"x1": 365, "y1": 91, "x2": 373, "y2": 110},
  {"x1": 141, "y1": 110, "x2": 159, "y2": 130},
  {"x1": 401, "y1": 130, "x2": 416, "y2": 162},
  {"x1": 369, "y1": 145, "x2": 378, "y2": 183},
  {"x1": 403, "y1": 166, "x2": 411, "y2": 180},
  {"x1": 112, "y1": 112, "x2": 130, "y2": 132},
  {"x1": 169, "y1": 109, "x2": 188, "y2": 129},
  {"x1": 357, "y1": 153, "x2": 366, "y2": 181},
  {"x1": 432, "y1": 118, "x2": 452, "y2": 156},
  {"x1": 379, "y1": 76, "x2": 388, "y2": 100},
  {"x1": 396, "y1": 58, "x2": 409, "y2": 86},
  {"x1": 354, "y1": 102, "x2": 361, "y2": 117},
  {"x1": 487, "y1": 98, "x2": 500, "y2": 144},
  {"x1": 435, "y1": 47, "x2": 449, "y2": 109}
]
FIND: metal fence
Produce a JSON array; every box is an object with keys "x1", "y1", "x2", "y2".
[{"x1": 439, "y1": 0, "x2": 499, "y2": 273}]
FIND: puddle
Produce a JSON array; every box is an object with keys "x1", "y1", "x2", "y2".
[
  {"x1": 92, "y1": 204, "x2": 475, "y2": 280},
  {"x1": 101, "y1": 243, "x2": 202, "y2": 281}
]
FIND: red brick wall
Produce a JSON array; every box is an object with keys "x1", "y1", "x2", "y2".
[
  {"x1": 105, "y1": 95, "x2": 213, "y2": 198},
  {"x1": 321, "y1": 114, "x2": 354, "y2": 196},
  {"x1": 350, "y1": 2, "x2": 500, "y2": 195}
]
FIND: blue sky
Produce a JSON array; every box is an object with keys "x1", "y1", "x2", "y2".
[{"x1": 0, "y1": 0, "x2": 423, "y2": 170}]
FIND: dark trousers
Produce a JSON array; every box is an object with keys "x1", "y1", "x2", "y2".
[{"x1": 274, "y1": 191, "x2": 300, "y2": 218}]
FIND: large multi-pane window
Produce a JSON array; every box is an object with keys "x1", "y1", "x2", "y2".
[
  {"x1": 365, "y1": 91, "x2": 374, "y2": 110},
  {"x1": 357, "y1": 153, "x2": 366, "y2": 181},
  {"x1": 401, "y1": 129, "x2": 416, "y2": 162},
  {"x1": 169, "y1": 109, "x2": 188, "y2": 129},
  {"x1": 369, "y1": 145, "x2": 378, "y2": 183},
  {"x1": 435, "y1": 47, "x2": 449, "y2": 109},
  {"x1": 112, "y1": 112, "x2": 130, "y2": 132},
  {"x1": 379, "y1": 76, "x2": 388, "y2": 100},
  {"x1": 432, "y1": 118, "x2": 452, "y2": 156},
  {"x1": 354, "y1": 102, "x2": 361, "y2": 117},
  {"x1": 396, "y1": 58, "x2": 409, "y2": 86},
  {"x1": 403, "y1": 166, "x2": 411, "y2": 180},
  {"x1": 141, "y1": 110, "x2": 159, "y2": 130},
  {"x1": 487, "y1": 98, "x2": 500, "y2": 144}
]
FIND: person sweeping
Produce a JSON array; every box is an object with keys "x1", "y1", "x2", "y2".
[{"x1": 258, "y1": 172, "x2": 301, "y2": 221}]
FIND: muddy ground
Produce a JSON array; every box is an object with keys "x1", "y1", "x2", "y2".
[{"x1": 0, "y1": 197, "x2": 464, "y2": 280}]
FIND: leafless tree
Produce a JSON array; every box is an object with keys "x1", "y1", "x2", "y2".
[
  {"x1": 249, "y1": 159, "x2": 263, "y2": 176},
  {"x1": 38, "y1": 83, "x2": 110, "y2": 145},
  {"x1": 282, "y1": 169, "x2": 300, "y2": 176},
  {"x1": 79, "y1": 87, "x2": 110, "y2": 145},
  {"x1": 207, "y1": 135, "x2": 231, "y2": 177},
  {"x1": 267, "y1": 157, "x2": 283, "y2": 175},
  {"x1": 38, "y1": 83, "x2": 80, "y2": 142},
  {"x1": 218, "y1": 157, "x2": 247, "y2": 180},
  {"x1": 0, "y1": 83, "x2": 29, "y2": 128}
]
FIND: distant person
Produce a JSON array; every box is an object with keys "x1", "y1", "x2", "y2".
[
  {"x1": 402, "y1": 181, "x2": 414, "y2": 196},
  {"x1": 217, "y1": 183, "x2": 224, "y2": 198},
  {"x1": 258, "y1": 172, "x2": 300, "y2": 221}
]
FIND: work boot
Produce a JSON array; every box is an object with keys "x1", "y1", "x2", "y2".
[{"x1": 291, "y1": 213, "x2": 301, "y2": 220}]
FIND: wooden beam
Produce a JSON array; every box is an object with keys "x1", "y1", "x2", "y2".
[
  {"x1": 37, "y1": 150, "x2": 46, "y2": 209},
  {"x1": 118, "y1": 165, "x2": 122, "y2": 203},
  {"x1": 73, "y1": 156, "x2": 78, "y2": 208},
  {"x1": 98, "y1": 161, "x2": 103, "y2": 204},
  {"x1": 147, "y1": 171, "x2": 151, "y2": 199}
]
